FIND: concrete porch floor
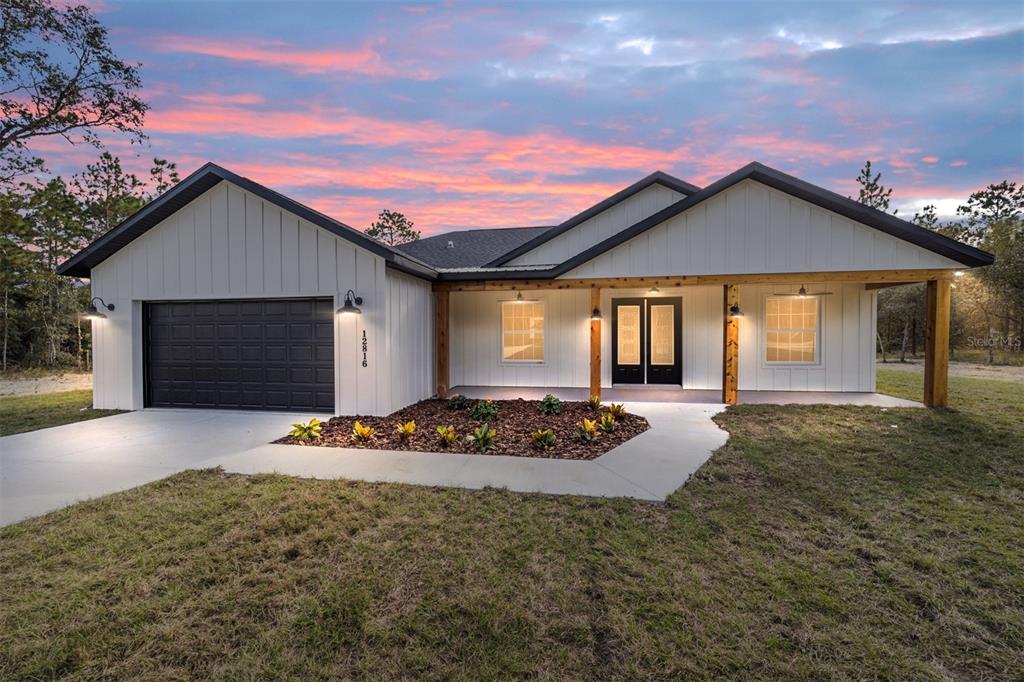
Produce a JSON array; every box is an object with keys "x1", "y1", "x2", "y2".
[{"x1": 452, "y1": 385, "x2": 923, "y2": 407}]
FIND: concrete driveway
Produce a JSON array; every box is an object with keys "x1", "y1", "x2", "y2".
[{"x1": 0, "y1": 410, "x2": 317, "y2": 526}]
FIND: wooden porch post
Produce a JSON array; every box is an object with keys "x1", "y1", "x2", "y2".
[
  {"x1": 590, "y1": 287, "x2": 601, "y2": 399},
  {"x1": 924, "y1": 278, "x2": 951, "y2": 408},
  {"x1": 435, "y1": 289, "x2": 449, "y2": 399},
  {"x1": 722, "y1": 284, "x2": 739, "y2": 405}
]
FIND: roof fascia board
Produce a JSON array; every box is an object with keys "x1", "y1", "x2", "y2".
[{"x1": 485, "y1": 170, "x2": 700, "y2": 267}]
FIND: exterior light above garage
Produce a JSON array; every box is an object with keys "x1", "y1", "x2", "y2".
[
  {"x1": 82, "y1": 297, "x2": 115, "y2": 320},
  {"x1": 337, "y1": 290, "x2": 363, "y2": 315}
]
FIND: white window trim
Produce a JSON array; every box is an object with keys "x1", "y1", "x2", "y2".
[
  {"x1": 499, "y1": 299, "x2": 546, "y2": 365},
  {"x1": 762, "y1": 294, "x2": 823, "y2": 367}
]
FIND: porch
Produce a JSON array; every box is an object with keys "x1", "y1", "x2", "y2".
[
  {"x1": 451, "y1": 385, "x2": 922, "y2": 407},
  {"x1": 434, "y1": 270, "x2": 954, "y2": 408}
]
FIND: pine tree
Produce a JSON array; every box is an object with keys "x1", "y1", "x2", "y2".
[
  {"x1": 852, "y1": 160, "x2": 895, "y2": 213},
  {"x1": 366, "y1": 209, "x2": 420, "y2": 246}
]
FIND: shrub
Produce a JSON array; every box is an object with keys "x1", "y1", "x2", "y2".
[
  {"x1": 586, "y1": 395, "x2": 602, "y2": 411},
  {"x1": 395, "y1": 420, "x2": 416, "y2": 441},
  {"x1": 597, "y1": 413, "x2": 616, "y2": 433},
  {"x1": 289, "y1": 417, "x2": 322, "y2": 442},
  {"x1": 606, "y1": 403, "x2": 627, "y2": 418},
  {"x1": 538, "y1": 394, "x2": 564, "y2": 415},
  {"x1": 531, "y1": 428, "x2": 556, "y2": 450},
  {"x1": 447, "y1": 394, "x2": 470, "y2": 410},
  {"x1": 576, "y1": 417, "x2": 599, "y2": 442},
  {"x1": 351, "y1": 421, "x2": 376, "y2": 441},
  {"x1": 435, "y1": 425, "x2": 457, "y2": 447},
  {"x1": 467, "y1": 422, "x2": 497, "y2": 451},
  {"x1": 471, "y1": 399, "x2": 499, "y2": 421}
]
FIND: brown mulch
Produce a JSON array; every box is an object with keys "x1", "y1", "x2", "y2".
[{"x1": 275, "y1": 398, "x2": 649, "y2": 460}]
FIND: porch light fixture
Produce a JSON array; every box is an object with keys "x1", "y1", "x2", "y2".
[
  {"x1": 337, "y1": 289, "x2": 363, "y2": 315},
  {"x1": 515, "y1": 291, "x2": 524, "y2": 302},
  {"x1": 591, "y1": 307, "x2": 602, "y2": 321},
  {"x1": 954, "y1": 271, "x2": 966, "y2": 277},
  {"x1": 83, "y1": 297, "x2": 115, "y2": 320},
  {"x1": 798, "y1": 285, "x2": 808, "y2": 298},
  {"x1": 728, "y1": 304, "x2": 744, "y2": 318},
  {"x1": 648, "y1": 286, "x2": 660, "y2": 294}
]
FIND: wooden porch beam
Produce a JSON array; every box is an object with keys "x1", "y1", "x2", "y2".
[
  {"x1": 722, "y1": 284, "x2": 739, "y2": 405},
  {"x1": 435, "y1": 289, "x2": 449, "y2": 399},
  {"x1": 589, "y1": 287, "x2": 601, "y2": 399},
  {"x1": 865, "y1": 281, "x2": 923, "y2": 291},
  {"x1": 923, "y1": 278, "x2": 951, "y2": 408},
  {"x1": 433, "y1": 269, "x2": 959, "y2": 292}
]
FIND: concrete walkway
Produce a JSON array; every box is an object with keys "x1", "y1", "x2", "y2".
[{"x1": 0, "y1": 402, "x2": 727, "y2": 525}]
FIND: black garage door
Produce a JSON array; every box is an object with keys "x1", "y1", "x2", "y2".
[{"x1": 145, "y1": 298, "x2": 334, "y2": 411}]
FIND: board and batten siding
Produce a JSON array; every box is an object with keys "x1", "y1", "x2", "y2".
[
  {"x1": 448, "y1": 283, "x2": 875, "y2": 393},
  {"x1": 563, "y1": 179, "x2": 962, "y2": 279},
  {"x1": 384, "y1": 270, "x2": 435, "y2": 413},
  {"x1": 88, "y1": 179, "x2": 417, "y2": 416},
  {"x1": 507, "y1": 183, "x2": 685, "y2": 267}
]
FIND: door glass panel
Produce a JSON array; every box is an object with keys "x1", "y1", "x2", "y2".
[
  {"x1": 617, "y1": 305, "x2": 641, "y2": 365},
  {"x1": 650, "y1": 304, "x2": 674, "y2": 365}
]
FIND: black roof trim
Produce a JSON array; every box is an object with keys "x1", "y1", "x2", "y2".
[
  {"x1": 437, "y1": 161, "x2": 993, "y2": 280},
  {"x1": 485, "y1": 170, "x2": 701, "y2": 266},
  {"x1": 56, "y1": 162, "x2": 438, "y2": 280}
]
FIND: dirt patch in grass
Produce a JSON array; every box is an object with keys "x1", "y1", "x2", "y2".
[{"x1": 275, "y1": 398, "x2": 649, "y2": 460}]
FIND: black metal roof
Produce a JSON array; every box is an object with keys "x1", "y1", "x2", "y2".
[
  {"x1": 487, "y1": 170, "x2": 701, "y2": 266},
  {"x1": 395, "y1": 226, "x2": 553, "y2": 268},
  {"x1": 56, "y1": 162, "x2": 437, "y2": 280}
]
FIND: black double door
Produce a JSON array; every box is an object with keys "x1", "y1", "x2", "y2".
[{"x1": 611, "y1": 297, "x2": 682, "y2": 385}]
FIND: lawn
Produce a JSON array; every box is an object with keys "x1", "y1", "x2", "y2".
[
  {"x1": 0, "y1": 390, "x2": 123, "y2": 437},
  {"x1": 1, "y1": 374, "x2": 1022, "y2": 679}
]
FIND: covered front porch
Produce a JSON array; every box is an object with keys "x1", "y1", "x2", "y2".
[{"x1": 434, "y1": 269, "x2": 954, "y2": 408}]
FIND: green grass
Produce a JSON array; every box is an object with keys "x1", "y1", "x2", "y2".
[
  {"x1": 1, "y1": 375, "x2": 1022, "y2": 679},
  {"x1": 0, "y1": 390, "x2": 123, "y2": 437}
]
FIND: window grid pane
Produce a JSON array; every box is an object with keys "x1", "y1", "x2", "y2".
[
  {"x1": 501, "y1": 301, "x2": 545, "y2": 362},
  {"x1": 765, "y1": 296, "x2": 818, "y2": 363}
]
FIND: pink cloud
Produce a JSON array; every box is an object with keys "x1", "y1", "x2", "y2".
[
  {"x1": 949, "y1": 159, "x2": 968, "y2": 167},
  {"x1": 147, "y1": 34, "x2": 435, "y2": 80},
  {"x1": 920, "y1": 155, "x2": 940, "y2": 164}
]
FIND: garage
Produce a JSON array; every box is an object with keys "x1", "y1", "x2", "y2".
[{"x1": 145, "y1": 298, "x2": 334, "y2": 411}]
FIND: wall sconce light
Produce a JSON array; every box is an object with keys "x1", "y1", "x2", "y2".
[
  {"x1": 590, "y1": 307, "x2": 602, "y2": 321},
  {"x1": 83, "y1": 297, "x2": 115, "y2": 320},
  {"x1": 515, "y1": 291, "x2": 524, "y2": 302},
  {"x1": 648, "y1": 286, "x2": 660, "y2": 294},
  {"x1": 337, "y1": 289, "x2": 363, "y2": 315},
  {"x1": 728, "y1": 304, "x2": 744, "y2": 318}
]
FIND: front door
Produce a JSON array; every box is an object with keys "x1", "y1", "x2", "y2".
[{"x1": 611, "y1": 297, "x2": 682, "y2": 385}]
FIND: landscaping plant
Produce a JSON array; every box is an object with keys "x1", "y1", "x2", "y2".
[
  {"x1": 538, "y1": 394, "x2": 564, "y2": 415},
  {"x1": 435, "y1": 425, "x2": 457, "y2": 447},
  {"x1": 606, "y1": 403, "x2": 627, "y2": 418},
  {"x1": 576, "y1": 417, "x2": 599, "y2": 442},
  {"x1": 471, "y1": 399, "x2": 499, "y2": 421},
  {"x1": 531, "y1": 428, "x2": 556, "y2": 450},
  {"x1": 447, "y1": 394, "x2": 470, "y2": 410},
  {"x1": 586, "y1": 395, "x2": 602, "y2": 411},
  {"x1": 467, "y1": 422, "x2": 497, "y2": 451},
  {"x1": 597, "y1": 413, "x2": 616, "y2": 433},
  {"x1": 351, "y1": 421, "x2": 376, "y2": 441},
  {"x1": 395, "y1": 420, "x2": 416, "y2": 441},
  {"x1": 288, "y1": 417, "x2": 323, "y2": 442}
]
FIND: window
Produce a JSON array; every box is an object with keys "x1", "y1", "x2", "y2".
[
  {"x1": 501, "y1": 300, "x2": 544, "y2": 362},
  {"x1": 766, "y1": 296, "x2": 819, "y2": 363}
]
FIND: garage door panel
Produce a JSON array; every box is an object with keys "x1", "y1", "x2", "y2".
[{"x1": 146, "y1": 298, "x2": 333, "y2": 412}]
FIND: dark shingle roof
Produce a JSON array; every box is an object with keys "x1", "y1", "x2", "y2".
[{"x1": 395, "y1": 226, "x2": 553, "y2": 268}]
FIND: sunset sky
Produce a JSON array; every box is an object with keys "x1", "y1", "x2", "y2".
[{"x1": 44, "y1": 1, "x2": 1024, "y2": 235}]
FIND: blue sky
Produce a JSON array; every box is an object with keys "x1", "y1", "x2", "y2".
[{"x1": 44, "y1": 0, "x2": 1024, "y2": 234}]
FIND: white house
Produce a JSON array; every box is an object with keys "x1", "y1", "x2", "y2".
[{"x1": 58, "y1": 162, "x2": 993, "y2": 413}]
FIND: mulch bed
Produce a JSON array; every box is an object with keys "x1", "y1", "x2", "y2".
[{"x1": 276, "y1": 398, "x2": 649, "y2": 460}]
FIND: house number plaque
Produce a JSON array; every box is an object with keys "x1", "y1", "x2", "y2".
[{"x1": 361, "y1": 330, "x2": 368, "y2": 367}]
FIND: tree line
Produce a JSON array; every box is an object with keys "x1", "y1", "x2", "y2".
[{"x1": 853, "y1": 161, "x2": 1024, "y2": 364}]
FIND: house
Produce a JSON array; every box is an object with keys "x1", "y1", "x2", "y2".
[{"x1": 58, "y1": 162, "x2": 993, "y2": 414}]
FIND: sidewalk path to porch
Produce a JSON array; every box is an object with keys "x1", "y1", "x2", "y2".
[{"x1": 214, "y1": 402, "x2": 729, "y2": 502}]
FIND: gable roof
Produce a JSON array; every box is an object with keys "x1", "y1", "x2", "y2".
[
  {"x1": 56, "y1": 162, "x2": 438, "y2": 280},
  {"x1": 440, "y1": 161, "x2": 994, "y2": 280},
  {"x1": 486, "y1": 170, "x2": 701, "y2": 266},
  {"x1": 395, "y1": 226, "x2": 552, "y2": 268}
]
